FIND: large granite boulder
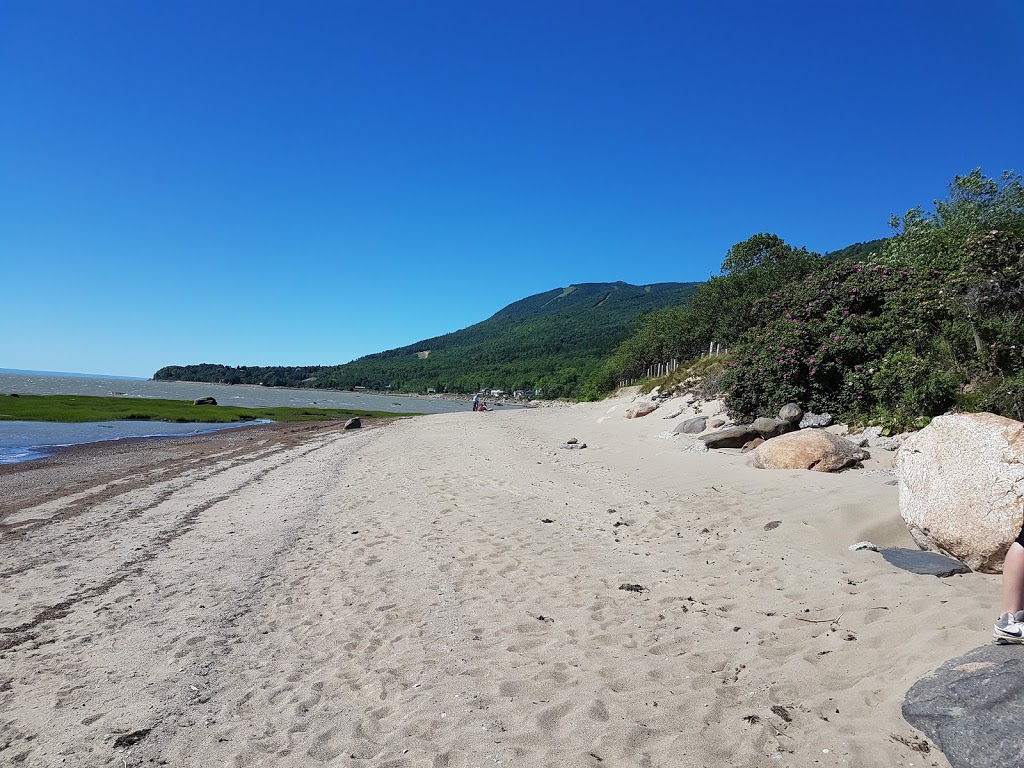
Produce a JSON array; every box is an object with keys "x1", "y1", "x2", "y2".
[
  {"x1": 752, "y1": 416, "x2": 795, "y2": 439},
  {"x1": 193, "y1": 397, "x2": 217, "y2": 406},
  {"x1": 779, "y1": 403, "x2": 803, "y2": 424},
  {"x1": 344, "y1": 417, "x2": 361, "y2": 429},
  {"x1": 751, "y1": 430, "x2": 868, "y2": 472},
  {"x1": 626, "y1": 402, "x2": 659, "y2": 419},
  {"x1": 673, "y1": 416, "x2": 707, "y2": 434},
  {"x1": 798, "y1": 411, "x2": 833, "y2": 429},
  {"x1": 904, "y1": 644, "x2": 1024, "y2": 768},
  {"x1": 699, "y1": 426, "x2": 759, "y2": 449},
  {"x1": 894, "y1": 412, "x2": 1024, "y2": 573}
]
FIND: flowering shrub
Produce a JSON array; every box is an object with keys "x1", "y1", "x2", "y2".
[
  {"x1": 604, "y1": 171, "x2": 1024, "y2": 425},
  {"x1": 723, "y1": 260, "x2": 956, "y2": 424}
]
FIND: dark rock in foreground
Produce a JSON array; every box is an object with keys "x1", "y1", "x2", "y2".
[
  {"x1": 880, "y1": 548, "x2": 971, "y2": 577},
  {"x1": 344, "y1": 418, "x2": 361, "y2": 430},
  {"x1": 904, "y1": 644, "x2": 1024, "y2": 768}
]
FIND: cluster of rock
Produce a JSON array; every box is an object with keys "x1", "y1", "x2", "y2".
[
  {"x1": 625, "y1": 384, "x2": 912, "y2": 475},
  {"x1": 685, "y1": 402, "x2": 866, "y2": 472}
]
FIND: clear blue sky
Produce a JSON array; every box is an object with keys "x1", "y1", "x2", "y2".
[{"x1": 2, "y1": 1, "x2": 1022, "y2": 377}]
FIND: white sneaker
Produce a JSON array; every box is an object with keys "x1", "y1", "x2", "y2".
[{"x1": 993, "y1": 611, "x2": 1024, "y2": 644}]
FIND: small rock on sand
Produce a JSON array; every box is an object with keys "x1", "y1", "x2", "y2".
[
  {"x1": 626, "y1": 402, "x2": 659, "y2": 419},
  {"x1": 674, "y1": 416, "x2": 707, "y2": 434}
]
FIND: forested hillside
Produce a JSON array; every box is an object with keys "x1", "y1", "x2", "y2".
[
  {"x1": 597, "y1": 169, "x2": 1024, "y2": 428},
  {"x1": 155, "y1": 281, "x2": 700, "y2": 398}
]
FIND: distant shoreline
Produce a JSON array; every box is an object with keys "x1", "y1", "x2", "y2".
[{"x1": 0, "y1": 367, "x2": 148, "y2": 381}]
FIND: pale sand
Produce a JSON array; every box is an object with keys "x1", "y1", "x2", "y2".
[{"x1": 0, "y1": 399, "x2": 995, "y2": 767}]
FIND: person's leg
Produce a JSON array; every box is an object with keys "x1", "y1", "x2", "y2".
[{"x1": 1002, "y1": 542, "x2": 1024, "y2": 615}]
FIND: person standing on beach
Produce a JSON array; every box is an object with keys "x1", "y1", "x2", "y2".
[
  {"x1": 994, "y1": 517, "x2": 1024, "y2": 643},
  {"x1": 472, "y1": 394, "x2": 479, "y2": 411}
]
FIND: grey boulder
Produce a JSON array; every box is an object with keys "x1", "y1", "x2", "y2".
[
  {"x1": 699, "y1": 426, "x2": 759, "y2": 449},
  {"x1": 779, "y1": 403, "x2": 803, "y2": 424},
  {"x1": 798, "y1": 412, "x2": 833, "y2": 429},
  {"x1": 193, "y1": 397, "x2": 218, "y2": 406},
  {"x1": 344, "y1": 418, "x2": 361, "y2": 429},
  {"x1": 873, "y1": 435, "x2": 906, "y2": 451},
  {"x1": 674, "y1": 416, "x2": 707, "y2": 434},
  {"x1": 903, "y1": 644, "x2": 1024, "y2": 768},
  {"x1": 752, "y1": 417, "x2": 795, "y2": 439}
]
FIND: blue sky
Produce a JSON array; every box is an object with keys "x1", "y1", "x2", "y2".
[{"x1": 2, "y1": 1, "x2": 1022, "y2": 377}]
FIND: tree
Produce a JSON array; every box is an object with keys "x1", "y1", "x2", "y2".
[{"x1": 721, "y1": 233, "x2": 799, "y2": 276}]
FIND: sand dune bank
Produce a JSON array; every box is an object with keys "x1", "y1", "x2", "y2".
[{"x1": 0, "y1": 402, "x2": 994, "y2": 766}]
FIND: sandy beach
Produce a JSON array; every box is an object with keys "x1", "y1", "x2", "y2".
[{"x1": 0, "y1": 397, "x2": 995, "y2": 767}]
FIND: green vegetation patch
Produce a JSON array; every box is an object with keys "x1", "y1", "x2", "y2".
[
  {"x1": 601, "y1": 168, "x2": 1024, "y2": 429},
  {"x1": 0, "y1": 394, "x2": 416, "y2": 424}
]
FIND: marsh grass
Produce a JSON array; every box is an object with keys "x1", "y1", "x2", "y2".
[{"x1": 0, "y1": 394, "x2": 416, "y2": 423}]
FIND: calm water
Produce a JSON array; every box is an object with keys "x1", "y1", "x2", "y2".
[
  {"x1": 0, "y1": 371, "x2": 480, "y2": 464},
  {"x1": 0, "y1": 420, "x2": 267, "y2": 464}
]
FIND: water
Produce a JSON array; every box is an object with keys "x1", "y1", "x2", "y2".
[
  {"x1": 0, "y1": 420, "x2": 268, "y2": 464},
  {"x1": 0, "y1": 371, "x2": 473, "y2": 413},
  {"x1": 0, "y1": 371, "x2": 483, "y2": 464}
]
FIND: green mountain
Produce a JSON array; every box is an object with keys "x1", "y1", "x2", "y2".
[
  {"x1": 154, "y1": 281, "x2": 701, "y2": 398},
  {"x1": 825, "y1": 237, "x2": 888, "y2": 262}
]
